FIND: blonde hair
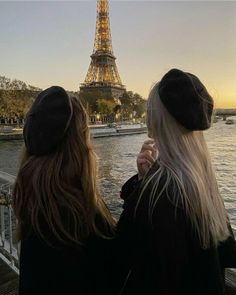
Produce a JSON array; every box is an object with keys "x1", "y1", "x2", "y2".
[
  {"x1": 137, "y1": 84, "x2": 229, "y2": 248},
  {"x1": 13, "y1": 96, "x2": 115, "y2": 245}
]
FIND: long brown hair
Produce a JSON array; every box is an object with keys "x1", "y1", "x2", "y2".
[{"x1": 13, "y1": 96, "x2": 115, "y2": 245}]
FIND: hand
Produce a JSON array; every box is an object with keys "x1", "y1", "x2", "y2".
[{"x1": 137, "y1": 139, "x2": 157, "y2": 180}]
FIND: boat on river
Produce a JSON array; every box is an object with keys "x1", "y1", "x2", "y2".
[
  {"x1": 90, "y1": 123, "x2": 147, "y2": 138},
  {"x1": 225, "y1": 119, "x2": 235, "y2": 125}
]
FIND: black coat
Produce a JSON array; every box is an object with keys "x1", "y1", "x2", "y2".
[
  {"x1": 115, "y1": 162, "x2": 236, "y2": 295},
  {"x1": 19, "y1": 215, "x2": 113, "y2": 295}
]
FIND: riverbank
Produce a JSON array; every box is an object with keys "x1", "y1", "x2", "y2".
[
  {"x1": 0, "y1": 132, "x2": 23, "y2": 141},
  {"x1": 0, "y1": 124, "x2": 147, "y2": 140}
]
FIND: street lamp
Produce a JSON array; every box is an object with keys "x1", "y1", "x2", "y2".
[{"x1": 96, "y1": 113, "x2": 101, "y2": 124}]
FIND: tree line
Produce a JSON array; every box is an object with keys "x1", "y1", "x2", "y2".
[
  {"x1": 0, "y1": 76, "x2": 147, "y2": 124},
  {"x1": 79, "y1": 90, "x2": 146, "y2": 122},
  {"x1": 0, "y1": 76, "x2": 41, "y2": 122}
]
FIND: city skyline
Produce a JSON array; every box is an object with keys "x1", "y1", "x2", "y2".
[{"x1": 0, "y1": 1, "x2": 236, "y2": 108}]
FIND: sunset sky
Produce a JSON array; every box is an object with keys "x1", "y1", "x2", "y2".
[{"x1": 0, "y1": 1, "x2": 235, "y2": 108}]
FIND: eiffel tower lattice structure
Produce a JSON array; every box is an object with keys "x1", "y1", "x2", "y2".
[{"x1": 80, "y1": 0, "x2": 126, "y2": 98}]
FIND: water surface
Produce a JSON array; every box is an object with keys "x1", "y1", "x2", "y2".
[{"x1": 0, "y1": 120, "x2": 236, "y2": 231}]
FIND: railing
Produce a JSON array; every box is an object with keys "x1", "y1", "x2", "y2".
[{"x1": 0, "y1": 173, "x2": 19, "y2": 274}]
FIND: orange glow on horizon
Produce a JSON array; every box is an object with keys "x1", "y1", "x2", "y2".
[{"x1": 136, "y1": 87, "x2": 236, "y2": 109}]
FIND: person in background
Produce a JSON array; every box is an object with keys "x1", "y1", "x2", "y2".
[
  {"x1": 116, "y1": 69, "x2": 236, "y2": 295},
  {"x1": 13, "y1": 86, "x2": 115, "y2": 295}
]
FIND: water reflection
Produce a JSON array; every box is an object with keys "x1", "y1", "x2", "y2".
[{"x1": 0, "y1": 121, "x2": 236, "y2": 226}]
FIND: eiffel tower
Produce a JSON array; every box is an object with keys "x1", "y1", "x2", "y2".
[{"x1": 80, "y1": 0, "x2": 126, "y2": 98}]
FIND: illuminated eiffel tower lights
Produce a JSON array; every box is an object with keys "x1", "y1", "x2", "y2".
[{"x1": 80, "y1": 0, "x2": 125, "y2": 98}]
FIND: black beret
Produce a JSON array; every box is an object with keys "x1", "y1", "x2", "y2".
[
  {"x1": 23, "y1": 86, "x2": 73, "y2": 156},
  {"x1": 158, "y1": 69, "x2": 214, "y2": 131}
]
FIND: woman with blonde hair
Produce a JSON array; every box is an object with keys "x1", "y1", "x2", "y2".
[
  {"x1": 13, "y1": 86, "x2": 115, "y2": 295},
  {"x1": 116, "y1": 69, "x2": 236, "y2": 294}
]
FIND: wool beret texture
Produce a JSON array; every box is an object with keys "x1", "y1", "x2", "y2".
[
  {"x1": 158, "y1": 69, "x2": 214, "y2": 131},
  {"x1": 23, "y1": 86, "x2": 73, "y2": 156}
]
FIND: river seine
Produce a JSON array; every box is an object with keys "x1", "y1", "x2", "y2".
[{"x1": 0, "y1": 120, "x2": 236, "y2": 233}]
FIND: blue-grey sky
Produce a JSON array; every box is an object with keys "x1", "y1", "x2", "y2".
[{"x1": 0, "y1": 1, "x2": 236, "y2": 107}]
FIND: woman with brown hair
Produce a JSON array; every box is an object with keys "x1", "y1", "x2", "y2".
[
  {"x1": 116, "y1": 69, "x2": 236, "y2": 294},
  {"x1": 13, "y1": 86, "x2": 115, "y2": 295}
]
